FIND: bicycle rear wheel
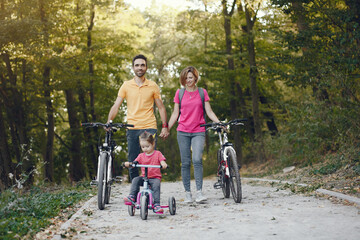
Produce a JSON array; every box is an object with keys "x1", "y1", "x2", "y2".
[
  {"x1": 98, "y1": 152, "x2": 108, "y2": 210},
  {"x1": 226, "y1": 147, "x2": 242, "y2": 203},
  {"x1": 218, "y1": 149, "x2": 230, "y2": 198}
]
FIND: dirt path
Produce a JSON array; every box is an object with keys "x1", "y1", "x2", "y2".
[{"x1": 51, "y1": 177, "x2": 360, "y2": 240}]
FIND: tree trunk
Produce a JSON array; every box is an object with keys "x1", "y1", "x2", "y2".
[
  {"x1": 87, "y1": 2, "x2": 98, "y2": 178},
  {"x1": 43, "y1": 66, "x2": 55, "y2": 182},
  {"x1": 65, "y1": 89, "x2": 84, "y2": 182},
  {"x1": 39, "y1": 0, "x2": 55, "y2": 182},
  {"x1": 88, "y1": 2, "x2": 97, "y2": 124},
  {"x1": 222, "y1": 0, "x2": 243, "y2": 163},
  {"x1": 2, "y1": 52, "x2": 32, "y2": 182},
  {"x1": 0, "y1": 104, "x2": 13, "y2": 190},
  {"x1": 78, "y1": 81, "x2": 97, "y2": 178},
  {"x1": 244, "y1": 6, "x2": 266, "y2": 162}
]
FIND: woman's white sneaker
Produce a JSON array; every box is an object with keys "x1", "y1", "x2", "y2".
[
  {"x1": 184, "y1": 191, "x2": 192, "y2": 203},
  {"x1": 195, "y1": 190, "x2": 207, "y2": 203}
]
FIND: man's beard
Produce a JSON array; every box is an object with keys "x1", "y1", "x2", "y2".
[{"x1": 135, "y1": 71, "x2": 145, "y2": 77}]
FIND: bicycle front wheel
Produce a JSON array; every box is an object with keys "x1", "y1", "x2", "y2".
[
  {"x1": 98, "y1": 152, "x2": 108, "y2": 210},
  {"x1": 218, "y1": 149, "x2": 230, "y2": 198},
  {"x1": 226, "y1": 147, "x2": 242, "y2": 203},
  {"x1": 140, "y1": 195, "x2": 148, "y2": 220}
]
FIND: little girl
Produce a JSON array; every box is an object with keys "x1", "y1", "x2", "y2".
[{"x1": 123, "y1": 131, "x2": 167, "y2": 213}]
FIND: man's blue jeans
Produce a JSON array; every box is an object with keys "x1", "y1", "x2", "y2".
[
  {"x1": 177, "y1": 131, "x2": 205, "y2": 192},
  {"x1": 126, "y1": 129, "x2": 157, "y2": 181}
]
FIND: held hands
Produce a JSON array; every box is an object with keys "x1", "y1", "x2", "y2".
[{"x1": 159, "y1": 127, "x2": 169, "y2": 139}]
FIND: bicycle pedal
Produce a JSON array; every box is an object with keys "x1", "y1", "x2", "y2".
[
  {"x1": 213, "y1": 182, "x2": 222, "y2": 189},
  {"x1": 90, "y1": 180, "x2": 98, "y2": 186},
  {"x1": 115, "y1": 176, "x2": 123, "y2": 183}
]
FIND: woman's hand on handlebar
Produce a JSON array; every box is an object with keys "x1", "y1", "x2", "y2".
[{"x1": 218, "y1": 122, "x2": 228, "y2": 131}]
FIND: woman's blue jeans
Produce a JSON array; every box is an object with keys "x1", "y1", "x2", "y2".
[
  {"x1": 127, "y1": 129, "x2": 157, "y2": 181},
  {"x1": 177, "y1": 131, "x2": 205, "y2": 192}
]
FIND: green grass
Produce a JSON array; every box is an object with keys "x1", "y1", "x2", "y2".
[
  {"x1": 311, "y1": 162, "x2": 343, "y2": 175},
  {"x1": 0, "y1": 182, "x2": 94, "y2": 239}
]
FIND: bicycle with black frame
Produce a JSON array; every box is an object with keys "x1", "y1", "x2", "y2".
[
  {"x1": 201, "y1": 119, "x2": 247, "y2": 203},
  {"x1": 82, "y1": 120, "x2": 134, "y2": 210}
]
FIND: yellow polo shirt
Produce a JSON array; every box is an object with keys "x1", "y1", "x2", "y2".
[{"x1": 118, "y1": 78, "x2": 161, "y2": 129}]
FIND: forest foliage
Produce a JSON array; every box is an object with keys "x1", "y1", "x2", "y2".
[{"x1": 0, "y1": 0, "x2": 359, "y2": 191}]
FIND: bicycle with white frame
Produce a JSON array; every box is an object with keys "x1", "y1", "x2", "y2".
[
  {"x1": 82, "y1": 121, "x2": 134, "y2": 210},
  {"x1": 201, "y1": 119, "x2": 246, "y2": 203}
]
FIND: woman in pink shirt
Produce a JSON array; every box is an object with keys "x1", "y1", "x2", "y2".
[{"x1": 168, "y1": 66, "x2": 221, "y2": 203}]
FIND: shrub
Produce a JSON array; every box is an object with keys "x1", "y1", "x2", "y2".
[{"x1": 0, "y1": 182, "x2": 93, "y2": 239}]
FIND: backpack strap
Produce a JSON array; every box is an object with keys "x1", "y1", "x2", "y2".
[
  {"x1": 178, "y1": 88, "x2": 186, "y2": 120},
  {"x1": 178, "y1": 87, "x2": 206, "y2": 121},
  {"x1": 198, "y1": 88, "x2": 206, "y2": 121}
]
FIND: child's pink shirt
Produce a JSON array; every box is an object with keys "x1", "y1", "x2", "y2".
[
  {"x1": 174, "y1": 88, "x2": 210, "y2": 133},
  {"x1": 134, "y1": 150, "x2": 166, "y2": 180}
]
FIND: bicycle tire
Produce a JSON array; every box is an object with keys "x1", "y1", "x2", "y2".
[
  {"x1": 226, "y1": 147, "x2": 242, "y2": 203},
  {"x1": 105, "y1": 167, "x2": 111, "y2": 204},
  {"x1": 218, "y1": 149, "x2": 230, "y2": 198},
  {"x1": 105, "y1": 185, "x2": 111, "y2": 204},
  {"x1": 128, "y1": 205, "x2": 135, "y2": 216},
  {"x1": 169, "y1": 196, "x2": 176, "y2": 215},
  {"x1": 140, "y1": 195, "x2": 148, "y2": 220},
  {"x1": 98, "y1": 152, "x2": 107, "y2": 210},
  {"x1": 105, "y1": 156, "x2": 114, "y2": 204}
]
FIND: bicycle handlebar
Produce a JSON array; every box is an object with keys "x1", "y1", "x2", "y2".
[
  {"x1": 122, "y1": 162, "x2": 169, "y2": 169},
  {"x1": 131, "y1": 164, "x2": 162, "y2": 168},
  {"x1": 81, "y1": 122, "x2": 134, "y2": 129},
  {"x1": 200, "y1": 118, "x2": 247, "y2": 128}
]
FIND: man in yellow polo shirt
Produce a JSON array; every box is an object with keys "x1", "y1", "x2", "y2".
[{"x1": 107, "y1": 54, "x2": 169, "y2": 180}]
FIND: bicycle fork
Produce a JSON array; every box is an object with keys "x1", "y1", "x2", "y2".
[
  {"x1": 223, "y1": 148, "x2": 230, "y2": 178},
  {"x1": 91, "y1": 152, "x2": 112, "y2": 186}
]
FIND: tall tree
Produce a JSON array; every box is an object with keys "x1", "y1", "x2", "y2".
[
  {"x1": 238, "y1": 0, "x2": 266, "y2": 162},
  {"x1": 1, "y1": 52, "x2": 33, "y2": 181},
  {"x1": 65, "y1": 89, "x2": 84, "y2": 181},
  {"x1": 39, "y1": 0, "x2": 55, "y2": 182},
  {"x1": 221, "y1": 0, "x2": 244, "y2": 163},
  {"x1": 0, "y1": 98, "x2": 13, "y2": 190}
]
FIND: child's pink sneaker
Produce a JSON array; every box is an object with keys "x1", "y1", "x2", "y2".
[
  {"x1": 153, "y1": 205, "x2": 164, "y2": 214},
  {"x1": 124, "y1": 195, "x2": 135, "y2": 205}
]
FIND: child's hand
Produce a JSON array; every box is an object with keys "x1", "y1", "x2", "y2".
[
  {"x1": 161, "y1": 162, "x2": 168, "y2": 169},
  {"x1": 122, "y1": 162, "x2": 130, "y2": 168}
]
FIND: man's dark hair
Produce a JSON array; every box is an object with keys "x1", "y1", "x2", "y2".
[{"x1": 132, "y1": 54, "x2": 147, "y2": 67}]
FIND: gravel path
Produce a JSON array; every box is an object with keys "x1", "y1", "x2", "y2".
[{"x1": 53, "y1": 177, "x2": 360, "y2": 240}]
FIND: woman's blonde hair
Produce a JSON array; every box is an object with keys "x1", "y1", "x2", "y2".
[{"x1": 179, "y1": 66, "x2": 199, "y2": 86}]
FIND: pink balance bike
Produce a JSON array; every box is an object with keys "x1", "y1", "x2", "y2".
[{"x1": 124, "y1": 163, "x2": 176, "y2": 220}]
